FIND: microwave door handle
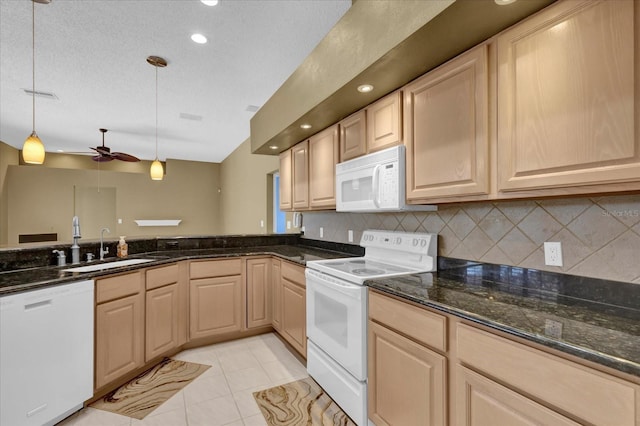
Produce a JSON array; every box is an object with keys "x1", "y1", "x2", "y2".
[{"x1": 372, "y1": 164, "x2": 381, "y2": 207}]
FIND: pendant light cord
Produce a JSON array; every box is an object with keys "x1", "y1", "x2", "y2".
[
  {"x1": 32, "y1": 0, "x2": 36, "y2": 132},
  {"x1": 155, "y1": 65, "x2": 158, "y2": 160}
]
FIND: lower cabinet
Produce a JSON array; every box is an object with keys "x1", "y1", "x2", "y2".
[
  {"x1": 278, "y1": 260, "x2": 307, "y2": 357},
  {"x1": 455, "y1": 366, "x2": 580, "y2": 426},
  {"x1": 145, "y1": 284, "x2": 179, "y2": 362},
  {"x1": 271, "y1": 259, "x2": 282, "y2": 331},
  {"x1": 246, "y1": 257, "x2": 272, "y2": 329},
  {"x1": 95, "y1": 272, "x2": 145, "y2": 390},
  {"x1": 369, "y1": 290, "x2": 640, "y2": 426},
  {"x1": 368, "y1": 293, "x2": 447, "y2": 426},
  {"x1": 190, "y1": 275, "x2": 242, "y2": 339},
  {"x1": 145, "y1": 264, "x2": 184, "y2": 362}
]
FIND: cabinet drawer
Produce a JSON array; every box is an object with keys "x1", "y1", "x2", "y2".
[
  {"x1": 457, "y1": 323, "x2": 639, "y2": 426},
  {"x1": 281, "y1": 261, "x2": 305, "y2": 287},
  {"x1": 146, "y1": 264, "x2": 179, "y2": 290},
  {"x1": 96, "y1": 271, "x2": 143, "y2": 304},
  {"x1": 369, "y1": 291, "x2": 446, "y2": 352},
  {"x1": 190, "y1": 258, "x2": 242, "y2": 279}
]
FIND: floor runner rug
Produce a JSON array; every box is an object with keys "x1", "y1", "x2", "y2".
[
  {"x1": 91, "y1": 358, "x2": 209, "y2": 419},
  {"x1": 254, "y1": 377, "x2": 356, "y2": 426}
]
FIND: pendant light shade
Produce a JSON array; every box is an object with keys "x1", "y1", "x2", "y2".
[
  {"x1": 22, "y1": 0, "x2": 48, "y2": 165},
  {"x1": 150, "y1": 159, "x2": 163, "y2": 180},
  {"x1": 23, "y1": 131, "x2": 45, "y2": 164},
  {"x1": 147, "y1": 55, "x2": 167, "y2": 181}
]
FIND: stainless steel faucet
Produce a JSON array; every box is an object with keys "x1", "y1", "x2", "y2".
[
  {"x1": 71, "y1": 216, "x2": 81, "y2": 264},
  {"x1": 100, "y1": 227, "x2": 110, "y2": 260}
]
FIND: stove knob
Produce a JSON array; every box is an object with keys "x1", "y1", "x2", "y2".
[
  {"x1": 395, "y1": 237, "x2": 401, "y2": 244},
  {"x1": 420, "y1": 239, "x2": 427, "y2": 247},
  {"x1": 413, "y1": 238, "x2": 418, "y2": 246}
]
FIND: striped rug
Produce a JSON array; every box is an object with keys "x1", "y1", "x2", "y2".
[
  {"x1": 253, "y1": 377, "x2": 356, "y2": 426},
  {"x1": 91, "y1": 358, "x2": 209, "y2": 419}
]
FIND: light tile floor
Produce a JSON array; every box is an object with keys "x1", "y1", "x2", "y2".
[{"x1": 58, "y1": 333, "x2": 309, "y2": 426}]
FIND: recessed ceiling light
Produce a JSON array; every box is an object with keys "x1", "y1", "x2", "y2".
[
  {"x1": 300, "y1": 124, "x2": 312, "y2": 129},
  {"x1": 56, "y1": 149, "x2": 64, "y2": 153},
  {"x1": 357, "y1": 84, "x2": 374, "y2": 93},
  {"x1": 269, "y1": 145, "x2": 278, "y2": 150},
  {"x1": 201, "y1": 0, "x2": 218, "y2": 5},
  {"x1": 191, "y1": 33, "x2": 207, "y2": 44},
  {"x1": 494, "y1": 0, "x2": 517, "y2": 5}
]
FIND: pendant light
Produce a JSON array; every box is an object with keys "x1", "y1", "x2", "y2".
[
  {"x1": 147, "y1": 55, "x2": 167, "y2": 181},
  {"x1": 22, "y1": 0, "x2": 50, "y2": 164}
]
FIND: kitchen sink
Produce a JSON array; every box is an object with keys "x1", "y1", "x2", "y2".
[{"x1": 62, "y1": 258, "x2": 155, "y2": 273}]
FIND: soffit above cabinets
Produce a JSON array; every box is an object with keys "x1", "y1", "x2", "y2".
[{"x1": 250, "y1": 0, "x2": 556, "y2": 155}]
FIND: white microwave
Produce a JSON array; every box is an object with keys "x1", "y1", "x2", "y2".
[{"x1": 336, "y1": 145, "x2": 436, "y2": 212}]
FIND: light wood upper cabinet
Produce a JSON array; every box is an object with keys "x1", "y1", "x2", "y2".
[
  {"x1": 405, "y1": 44, "x2": 490, "y2": 203},
  {"x1": 497, "y1": 0, "x2": 640, "y2": 195},
  {"x1": 292, "y1": 141, "x2": 309, "y2": 210},
  {"x1": 309, "y1": 125, "x2": 339, "y2": 209},
  {"x1": 246, "y1": 257, "x2": 272, "y2": 329},
  {"x1": 367, "y1": 91, "x2": 402, "y2": 153},
  {"x1": 339, "y1": 110, "x2": 367, "y2": 162},
  {"x1": 279, "y1": 149, "x2": 292, "y2": 211}
]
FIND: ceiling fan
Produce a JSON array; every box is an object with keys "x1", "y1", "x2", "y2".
[{"x1": 90, "y1": 128, "x2": 140, "y2": 162}]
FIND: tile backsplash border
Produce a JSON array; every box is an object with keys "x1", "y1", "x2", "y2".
[{"x1": 300, "y1": 194, "x2": 640, "y2": 284}]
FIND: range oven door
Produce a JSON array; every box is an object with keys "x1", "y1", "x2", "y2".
[{"x1": 305, "y1": 268, "x2": 367, "y2": 381}]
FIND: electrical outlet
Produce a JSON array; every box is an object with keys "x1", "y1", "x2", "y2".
[
  {"x1": 320, "y1": 227, "x2": 324, "y2": 238},
  {"x1": 287, "y1": 221, "x2": 291, "y2": 230},
  {"x1": 544, "y1": 319, "x2": 563, "y2": 339},
  {"x1": 348, "y1": 230, "x2": 354, "y2": 243},
  {"x1": 117, "y1": 218, "x2": 122, "y2": 224},
  {"x1": 260, "y1": 220, "x2": 264, "y2": 228},
  {"x1": 544, "y1": 242, "x2": 563, "y2": 266}
]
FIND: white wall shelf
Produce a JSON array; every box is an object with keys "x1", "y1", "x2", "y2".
[{"x1": 134, "y1": 220, "x2": 181, "y2": 227}]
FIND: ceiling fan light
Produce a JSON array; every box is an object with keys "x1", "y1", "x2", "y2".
[
  {"x1": 22, "y1": 131, "x2": 45, "y2": 164},
  {"x1": 150, "y1": 159, "x2": 164, "y2": 180}
]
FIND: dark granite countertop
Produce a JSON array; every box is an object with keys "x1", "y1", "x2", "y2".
[
  {"x1": 366, "y1": 260, "x2": 640, "y2": 378},
  {"x1": 0, "y1": 244, "x2": 355, "y2": 295}
]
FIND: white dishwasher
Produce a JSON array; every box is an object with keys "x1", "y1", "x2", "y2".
[{"x1": 1, "y1": 280, "x2": 94, "y2": 426}]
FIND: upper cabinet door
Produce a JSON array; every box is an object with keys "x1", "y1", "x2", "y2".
[
  {"x1": 279, "y1": 149, "x2": 292, "y2": 211},
  {"x1": 339, "y1": 110, "x2": 367, "y2": 162},
  {"x1": 309, "y1": 125, "x2": 339, "y2": 209},
  {"x1": 404, "y1": 44, "x2": 490, "y2": 203},
  {"x1": 292, "y1": 140, "x2": 309, "y2": 210},
  {"x1": 497, "y1": 0, "x2": 640, "y2": 194},
  {"x1": 367, "y1": 91, "x2": 402, "y2": 153}
]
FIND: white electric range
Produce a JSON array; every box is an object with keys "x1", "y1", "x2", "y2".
[{"x1": 305, "y1": 230, "x2": 437, "y2": 426}]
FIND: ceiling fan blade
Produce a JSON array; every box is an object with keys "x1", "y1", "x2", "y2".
[
  {"x1": 92, "y1": 155, "x2": 114, "y2": 162},
  {"x1": 112, "y1": 152, "x2": 140, "y2": 162}
]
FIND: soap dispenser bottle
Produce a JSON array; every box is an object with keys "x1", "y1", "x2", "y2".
[{"x1": 117, "y1": 236, "x2": 128, "y2": 258}]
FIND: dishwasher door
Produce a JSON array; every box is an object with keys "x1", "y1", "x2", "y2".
[{"x1": 1, "y1": 280, "x2": 94, "y2": 426}]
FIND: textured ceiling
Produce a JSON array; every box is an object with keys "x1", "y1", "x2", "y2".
[{"x1": 0, "y1": 0, "x2": 351, "y2": 163}]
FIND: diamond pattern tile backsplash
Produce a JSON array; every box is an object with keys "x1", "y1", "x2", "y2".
[{"x1": 301, "y1": 194, "x2": 640, "y2": 284}]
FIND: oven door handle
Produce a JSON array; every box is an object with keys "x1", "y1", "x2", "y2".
[{"x1": 308, "y1": 274, "x2": 363, "y2": 299}]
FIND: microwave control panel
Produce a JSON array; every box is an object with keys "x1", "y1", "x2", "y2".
[{"x1": 378, "y1": 163, "x2": 399, "y2": 205}]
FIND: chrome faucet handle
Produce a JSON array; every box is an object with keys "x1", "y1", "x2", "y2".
[
  {"x1": 86, "y1": 253, "x2": 94, "y2": 262},
  {"x1": 52, "y1": 250, "x2": 66, "y2": 266}
]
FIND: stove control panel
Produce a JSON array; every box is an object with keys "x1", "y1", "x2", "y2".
[{"x1": 360, "y1": 230, "x2": 435, "y2": 254}]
